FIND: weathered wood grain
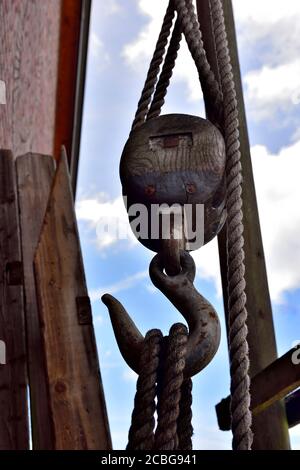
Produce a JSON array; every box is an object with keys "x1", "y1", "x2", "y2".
[
  {"x1": 0, "y1": 149, "x2": 29, "y2": 450},
  {"x1": 34, "y1": 150, "x2": 111, "y2": 450},
  {"x1": 16, "y1": 153, "x2": 56, "y2": 449},
  {"x1": 121, "y1": 114, "x2": 225, "y2": 177},
  {"x1": 196, "y1": 0, "x2": 290, "y2": 449},
  {"x1": 54, "y1": 0, "x2": 83, "y2": 162},
  {"x1": 121, "y1": 114, "x2": 227, "y2": 252},
  {"x1": 0, "y1": 0, "x2": 61, "y2": 156}
]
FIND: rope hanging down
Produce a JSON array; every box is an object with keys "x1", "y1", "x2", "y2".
[
  {"x1": 210, "y1": 0, "x2": 253, "y2": 450},
  {"x1": 119, "y1": 0, "x2": 252, "y2": 451},
  {"x1": 127, "y1": 324, "x2": 193, "y2": 451}
]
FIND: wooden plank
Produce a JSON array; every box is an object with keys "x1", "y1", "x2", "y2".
[
  {"x1": 251, "y1": 349, "x2": 300, "y2": 415},
  {"x1": 16, "y1": 153, "x2": 56, "y2": 449},
  {"x1": 0, "y1": 149, "x2": 29, "y2": 450},
  {"x1": 34, "y1": 150, "x2": 112, "y2": 450},
  {"x1": 54, "y1": 0, "x2": 83, "y2": 163},
  {"x1": 216, "y1": 348, "x2": 300, "y2": 428},
  {"x1": 0, "y1": 1, "x2": 61, "y2": 156},
  {"x1": 196, "y1": 0, "x2": 290, "y2": 449},
  {"x1": 0, "y1": 0, "x2": 85, "y2": 179}
]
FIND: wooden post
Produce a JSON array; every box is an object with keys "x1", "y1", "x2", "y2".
[
  {"x1": 34, "y1": 150, "x2": 112, "y2": 449},
  {"x1": 196, "y1": 0, "x2": 290, "y2": 449},
  {"x1": 0, "y1": 150, "x2": 29, "y2": 450},
  {"x1": 16, "y1": 154, "x2": 56, "y2": 449}
]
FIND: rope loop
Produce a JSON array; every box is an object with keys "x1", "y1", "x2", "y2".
[{"x1": 126, "y1": 324, "x2": 193, "y2": 450}]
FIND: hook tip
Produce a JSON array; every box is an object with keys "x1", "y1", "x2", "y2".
[{"x1": 101, "y1": 293, "x2": 112, "y2": 306}]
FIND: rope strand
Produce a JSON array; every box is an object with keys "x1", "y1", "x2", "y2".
[
  {"x1": 210, "y1": 0, "x2": 253, "y2": 450},
  {"x1": 155, "y1": 323, "x2": 188, "y2": 451},
  {"x1": 147, "y1": 18, "x2": 182, "y2": 120},
  {"x1": 127, "y1": 329, "x2": 163, "y2": 450},
  {"x1": 131, "y1": 1, "x2": 175, "y2": 132},
  {"x1": 177, "y1": 378, "x2": 193, "y2": 450}
]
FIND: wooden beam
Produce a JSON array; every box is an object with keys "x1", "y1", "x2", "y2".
[
  {"x1": 54, "y1": 0, "x2": 91, "y2": 195},
  {"x1": 0, "y1": 150, "x2": 29, "y2": 449},
  {"x1": 216, "y1": 349, "x2": 300, "y2": 430},
  {"x1": 16, "y1": 154, "x2": 56, "y2": 449},
  {"x1": 0, "y1": 1, "x2": 61, "y2": 157},
  {"x1": 34, "y1": 150, "x2": 111, "y2": 449},
  {"x1": 252, "y1": 348, "x2": 300, "y2": 415},
  {"x1": 216, "y1": 348, "x2": 300, "y2": 429},
  {"x1": 70, "y1": 0, "x2": 92, "y2": 195},
  {"x1": 196, "y1": 0, "x2": 290, "y2": 449}
]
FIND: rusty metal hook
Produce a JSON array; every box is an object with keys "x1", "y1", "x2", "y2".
[{"x1": 101, "y1": 251, "x2": 220, "y2": 378}]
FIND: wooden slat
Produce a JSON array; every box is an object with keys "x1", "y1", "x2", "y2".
[
  {"x1": 216, "y1": 348, "x2": 300, "y2": 429},
  {"x1": 0, "y1": 149, "x2": 29, "y2": 449},
  {"x1": 16, "y1": 153, "x2": 56, "y2": 449},
  {"x1": 251, "y1": 349, "x2": 300, "y2": 415},
  {"x1": 34, "y1": 150, "x2": 111, "y2": 450},
  {"x1": 0, "y1": 1, "x2": 61, "y2": 156},
  {"x1": 196, "y1": 0, "x2": 290, "y2": 449}
]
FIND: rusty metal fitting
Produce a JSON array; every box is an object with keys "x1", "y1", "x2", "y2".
[{"x1": 102, "y1": 251, "x2": 220, "y2": 378}]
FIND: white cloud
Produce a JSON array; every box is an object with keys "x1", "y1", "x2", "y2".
[
  {"x1": 232, "y1": 0, "x2": 300, "y2": 25},
  {"x1": 93, "y1": 314, "x2": 104, "y2": 326},
  {"x1": 76, "y1": 194, "x2": 137, "y2": 249},
  {"x1": 122, "y1": 0, "x2": 203, "y2": 103},
  {"x1": 251, "y1": 140, "x2": 300, "y2": 302},
  {"x1": 122, "y1": 368, "x2": 138, "y2": 382},
  {"x1": 232, "y1": 0, "x2": 300, "y2": 121},
  {"x1": 244, "y1": 60, "x2": 300, "y2": 120},
  {"x1": 89, "y1": 270, "x2": 148, "y2": 302},
  {"x1": 89, "y1": 33, "x2": 110, "y2": 72},
  {"x1": 122, "y1": 0, "x2": 300, "y2": 121},
  {"x1": 193, "y1": 239, "x2": 222, "y2": 297},
  {"x1": 232, "y1": 0, "x2": 300, "y2": 66},
  {"x1": 92, "y1": 0, "x2": 122, "y2": 22}
]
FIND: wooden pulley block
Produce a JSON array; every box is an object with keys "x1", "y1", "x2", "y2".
[{"x1": 120, "y1": 114, "x2": 226, "y2": 252}]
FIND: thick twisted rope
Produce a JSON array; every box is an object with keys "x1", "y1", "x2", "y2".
[
  {"x1": 131, "y1": 1, "x2": 175, "y2": 132},
  {"x1": 210, "y1": 0, "x2": 253, "y2": 450},
  {"x1": 177, "y1": 378, "x2": 193, "y2": 450},
  {"x1": 147, "y1": 19, "x2": 182, "y2": 120},
  {"x1": 127, "y1": 329, "x2": 163, "y2": 450},
  {"x1": 155, "y1": 323, "x2": 189, "y2": 451},
  {"x1": 132, "y1": 0, "x2": 222, "y2": 130},
  {"x1": 173, "y1": 0, "x2": 223, "y2": 124}
]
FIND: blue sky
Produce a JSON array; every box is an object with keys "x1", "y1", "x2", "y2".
[{"x1": 76, "y1": 0, "x2": 300, "y2": 449}]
